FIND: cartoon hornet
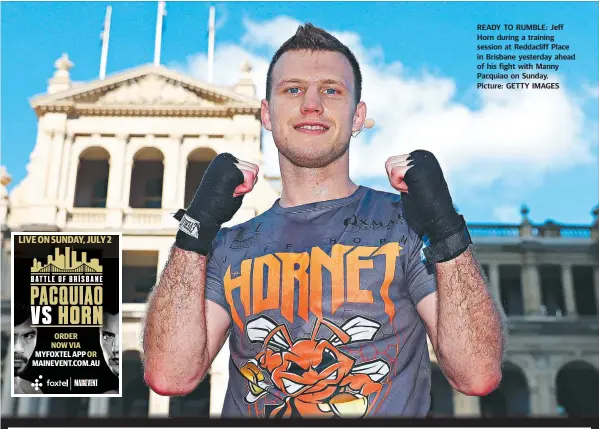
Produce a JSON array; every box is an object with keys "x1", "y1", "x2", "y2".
[{"x1": 238, "y1": 315, "x2": 391, "y2": 418}]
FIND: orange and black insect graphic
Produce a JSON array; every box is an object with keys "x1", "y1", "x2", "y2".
[{"x1": 238, "y1": 315, "x2": 390, "y2": 418}]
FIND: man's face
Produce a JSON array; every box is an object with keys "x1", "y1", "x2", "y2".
[
  {"x1": 100, "y1": 313, "x2": 120, "y2": 376},
  {"x1": 14, "y1": 320, "x2": 37, "y2": 376},
  {"x1": 262, "y1": 50, "x2": 366, "y2": 169}
]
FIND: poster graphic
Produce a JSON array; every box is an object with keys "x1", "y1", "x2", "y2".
[{"x1": 11, "y1": 232, "x2": 122, "y2": 397}]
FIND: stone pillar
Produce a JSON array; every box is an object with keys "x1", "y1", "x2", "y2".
[
  {"x1": 148, "y1": 390, "x2": 170, "y2": 416},
  {"x1": 105, "y1": 134, "x2": 128, "y2": 227},
  {"x1": 489, "y1": 263, "x2": 501, "y2": 301},
  {"x1": 452, "y1": 390, "x2": 480, "y2": 416},
  {"x1": 65, "y1": 146, "x2": 83, "y2": 211},
  {"x1": 1, "y1": 358, "x2": 14, "y2": 416},
  {"x1": 209, "y1": 339, "x2": 230, "y2": 417},
  {"x1": 16, "y1": 397, "x2": 39, "y2": 417},
  {"x1": 121, "y1": 141, "x2": 136, "y2": 210},
  {"x1": 162, "y1": 135, "x2": 182, "y2": 210},
  {"x1": 561, "y1": 264, "x2": 577, "y2": 316},
  {"x1": 157, "y1": 246, "x2": 172, "y2": 279},
  {"x1": 56, "y1": 134, "x2": 74, "y2": 228},
  {"x1": 529, "y1": 370, "x2": 558, "y2": 416},
  {"x1": 522, "y1": 253, "x2": 542, "y2": 315},
  {"x1": 37, "y1": 398, "x2": 50, "y2": 417},
  {"x1": 45, "y1": 131, "x2": 66, "y2": 202},
  {"x1": 177, "y1": 147, "x2": 188, "y2": 209},
  {"x1": 88, "y1": 397, "x2": 110, "y2": 416}
]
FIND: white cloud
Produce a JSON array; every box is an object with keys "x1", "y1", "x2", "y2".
[
  {"x1": 492, "y1": 205, "x2": 523, "y2": 224},
  {"x1": 172, "y1": 16, "x2": 598, "y2": 193}
]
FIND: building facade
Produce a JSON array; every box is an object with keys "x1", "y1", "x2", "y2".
[{"x1": 1, "y1": 55, "x2": 598, "y2": 418}]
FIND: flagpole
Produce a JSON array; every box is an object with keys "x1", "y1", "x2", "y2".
[
  {"x1": 207, "y1": 5, "x2": 215, "y2": 83},
  {"x1": 99, "y1": 6, "x2": 112, "y2": 80},
  {"x1": 154, "y1": 1, "x2": 166, "y2": 65}
]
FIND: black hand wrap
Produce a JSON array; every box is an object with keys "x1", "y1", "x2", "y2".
[
  {"x1": 401, "y1": 150, "x2": 472, "y2": 263},
  {"x1": 173, "y1": 153, "x2": 245, "y2": 255}
]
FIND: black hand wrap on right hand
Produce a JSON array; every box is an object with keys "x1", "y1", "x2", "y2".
[{"x1": 174, "y1": 153, "x2": 245, "y2": 255}]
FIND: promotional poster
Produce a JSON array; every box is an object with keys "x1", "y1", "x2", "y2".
[{"x1": 11, "y1": 232, "x2": 122, "y2": 397}]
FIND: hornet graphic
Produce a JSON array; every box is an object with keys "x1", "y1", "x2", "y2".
[{"x1": 238, "y1": 315, "x2": 390, "y2": 418}]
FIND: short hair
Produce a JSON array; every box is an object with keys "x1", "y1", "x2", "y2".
[
  {"x1": 14, "y1": 302, "x2": 31, "y2": 327},
  {"x1": 265, "y1": 23, "x2": 362, "y2": 103}
]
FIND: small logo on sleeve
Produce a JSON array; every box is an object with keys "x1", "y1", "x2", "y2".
[{"x1": 179, "y1": 214, "x2": 201, "y2": 238}]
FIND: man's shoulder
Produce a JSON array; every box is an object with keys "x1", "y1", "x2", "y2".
[{"x1": 212, "y1": 208, "x2": 276, "y2": 252}]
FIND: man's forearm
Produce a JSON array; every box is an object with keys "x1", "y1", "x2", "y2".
[
  {"x1": 142, "y1": 246, "x2": 210, "y2": 395},
  {"x1": 434, "y1": 247, "x2": 507, "y2": 395}
]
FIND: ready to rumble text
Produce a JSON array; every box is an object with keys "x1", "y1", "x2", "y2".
[{"x1": 30, "y1": 273, "x2": 103, "y2": 326}]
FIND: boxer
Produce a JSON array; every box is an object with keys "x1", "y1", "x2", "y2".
[{"x1": 143, "y1": 23, "x2": 506, "y2": 418}]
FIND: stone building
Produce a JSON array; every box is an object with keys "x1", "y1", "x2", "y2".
[{"x1": 1, "y1": 55, "x2": 598, "y2": 418}]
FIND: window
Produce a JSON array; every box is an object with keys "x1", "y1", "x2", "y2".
[
  {"x1": 572, "y1": 266, "x2": 597, "y2": 316},
  {"x1": 143, "y1": 178, "x2": 163, "y2": 208},
  {"x1": 539, "y1": 264, "x2": 566, "y2": 316},
  {"x1": 499, "y1": 265, "x2": 524, "y2": 316}
]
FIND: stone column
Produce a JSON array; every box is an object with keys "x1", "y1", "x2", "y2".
[
  {"x1": 529, "y1": 370, "x2": 558, "y2": 416},
  {"x1": 489, "y1": 263, "x2": 501, "y2": 301},
  {"x1": 452, "y1": 390, "x2": 481, "y2": 416},
  {"x1": 561, "y1": 264, "x2": 577, "y2": 316},
  {"x1": 157, "y1": 246, "x2": 172, "y2": 279},
  {"x1": 1, "y1": 358, "x2": 14, "y2": 416},
  {"x1": 105, "y1": 134, "x2": 128, "y2": 228},
  {"x1": 162, "y1": 134, "x2": 182, "y2": 210},
  {"x1": 148, "y1": 390, "x2": 170, "y2": 416},
  {"x1": 45, "y1": 131, "x2": 66, "y2": 202},
  {"x1": 209, "y1": 339, "x2": 230, "y2": 417},
  {"x1": 65, "y1": 145, "x2": 83, "y2": 211},
  {"x1": 121, "y1": 140, "x2": 137, "y2": 210},
  {"x1": 177, "y1": 147, "x2": 188, "y2": 209},
  {"x1": 88, "y1": 397, "x2": 110, "y2": 416},
  {"x1": 522, "y1": 253, "x2": 542, "y2": 315},
  {"x1": 16, "y1": 397, "x2": 39, "y2": 417},
  {"x1": 37, "y1": 398, "x2": 50, "y2": 417},
  {"x1": 56, "y1": 134, "x2": 74, "y2": 228}
]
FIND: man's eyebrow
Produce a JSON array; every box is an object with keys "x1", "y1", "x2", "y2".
[
  {"x1": 276, "y1": 78, "x2": 348, "y2": 88},
  {"x1": 24, "y1": 330, "x2": 36, "y2": 336}
]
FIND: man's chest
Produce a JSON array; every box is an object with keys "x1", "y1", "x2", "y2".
[{"x1": 219, "y1": 220, "x2": 414, "y2": 336}]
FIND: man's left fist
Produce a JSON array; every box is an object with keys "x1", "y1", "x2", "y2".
[{"x1": 385, "y1": 150, "x2": 471, "y2": 263}]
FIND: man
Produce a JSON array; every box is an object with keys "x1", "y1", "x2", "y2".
[
  {"x1": 143, "y1": 23, "x2": 507, "y2": 417},
  {"x1": 100, "y1": 309, "x2": 120, "y2": 377},
  {"x1": 14, "y1": 307, "x2": 42, "y2": 394}
]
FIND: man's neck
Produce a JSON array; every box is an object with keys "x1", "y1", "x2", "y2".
[{"x1": 278, "y1": 152, "x2": 358, "y2": 208}]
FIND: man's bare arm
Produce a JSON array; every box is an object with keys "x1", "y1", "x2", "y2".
[
  {"x1": 418, "y1": 247, "x2": 507, "y2": 396},
  {"x1": 142, "y1": 246, "x2": 230, "y2": 396}
]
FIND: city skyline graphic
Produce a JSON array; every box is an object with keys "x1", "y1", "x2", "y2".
[{"x1": 30, "y1": 247, "x2": 103, "y2": 273}]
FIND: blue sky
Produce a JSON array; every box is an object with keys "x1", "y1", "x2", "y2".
[{"x1": 2, "y1": 1, "x2": 598, "y2": 225}]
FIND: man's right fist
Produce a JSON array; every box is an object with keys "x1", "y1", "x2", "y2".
[{"x1": 174, "y1": 153, "x2": 259, "y2": 255}]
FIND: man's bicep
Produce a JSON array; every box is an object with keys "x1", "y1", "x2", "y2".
[
  {"x1": 417, "y1": 292, "x2": 438, "y2": 350},
  {"x1": 206, "y1": 299, "x2": 231, "y2": 363}
]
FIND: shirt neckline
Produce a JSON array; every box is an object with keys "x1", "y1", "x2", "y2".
[{"x1": 271, "y1": 185, "x2": 367, "y2": 215}]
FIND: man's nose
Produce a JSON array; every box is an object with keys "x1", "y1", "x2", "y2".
[
  {"x1": 111, "y1": 334, "x2": 120, "y2": 353},
  {"x1": 14, "y1": 338, "x2": 24, "y2": 353},
  {"x1": 300, "y1": 85, "x2": 323, "y2": 115}
]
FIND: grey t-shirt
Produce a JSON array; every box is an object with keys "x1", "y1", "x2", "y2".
[{"x1": 206, "y1": 186, "x2": 437, "y2": 418}]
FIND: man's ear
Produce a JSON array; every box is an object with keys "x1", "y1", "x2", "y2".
[
  {"x1": 261, "y1": 99, "x2": 272, "y2": 131},
  {"x1": 352, "y1": 101, "x2": 367, "y2": 134}
]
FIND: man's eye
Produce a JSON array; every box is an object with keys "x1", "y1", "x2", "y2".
[
  {"x1": 287, "y1": 87, "x2": 300, "y2": 94},
  {"x1": 25, "y1": 333, "x2": 35, "y2": 340},
  {"x1": 324, "y1": 88, "x2": 338, "y2": 95}
]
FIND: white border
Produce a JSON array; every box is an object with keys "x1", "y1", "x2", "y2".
[{"x1": 11, "y1": 232, "x2": 123, "y2": 398}]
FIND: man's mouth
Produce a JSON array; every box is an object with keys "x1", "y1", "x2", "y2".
[
  {"x1": 110, "y1": 358, "x2": 119, "y2": 366},
  {"x1": 294, "y1": 122, "x2": 330, "y2": 134}
]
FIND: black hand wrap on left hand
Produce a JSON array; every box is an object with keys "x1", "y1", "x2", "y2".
[{"x1": 401, "y1": 150, "x2": 472, "y2": 263}]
